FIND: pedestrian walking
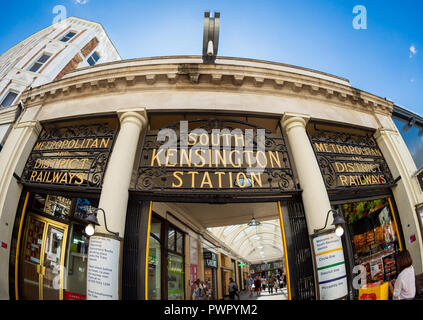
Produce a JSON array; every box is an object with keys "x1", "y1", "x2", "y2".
[{"x1": 228, "y1": 278, "x2": 238, "y2": 300}]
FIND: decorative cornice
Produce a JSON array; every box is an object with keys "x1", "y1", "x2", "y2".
[
  {"x1": 20, "y1": 57, "x2": 394, "y2": 116},
  {"x1": 0, "y1": 105, "x2": 20, "y2": 124}
]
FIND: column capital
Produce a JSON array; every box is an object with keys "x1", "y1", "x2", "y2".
[
  {"x1": 116, "y1": 107, "x2": 147, "y2": 128},
  {"x1": 14, "y1": 120, "x2": 42, "y2": 135},
  {"x1": 281, "y1": 113, "x2": 311, "y2": 132},
  {"x1": 373, "y1": 127, "x2": 398, "y2": 141}
]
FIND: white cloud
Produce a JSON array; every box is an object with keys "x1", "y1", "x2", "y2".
[
  {"x1": 75, "y1": 0, "x2": 88, "y2": 4},
  {"x1": 410, "y1": 78, "x2": 415, "y2": 83},
  {"x1": 409, "y1": 45, "x2": 417, "y2": 58}
]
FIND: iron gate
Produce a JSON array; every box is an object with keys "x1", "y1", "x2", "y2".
[{"x1": 281, "y1": 200, "x2": 315, "y2": 300}]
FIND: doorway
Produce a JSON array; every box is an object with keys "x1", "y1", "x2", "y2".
[{"x1": 19, "y1": 213, "x2": 68, "y2": 300}]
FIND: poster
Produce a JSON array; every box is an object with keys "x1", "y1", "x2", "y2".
[
  {"x1": 313, "y1": 232, "x2": 348, "y2": 300},
  {"x1": 87, "y1": 236, "x2": 120, "y2": 300}
]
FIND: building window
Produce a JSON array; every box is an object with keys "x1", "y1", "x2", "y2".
[
  {"x1": 393, "y1": 117, "x2": 423, "y2": 169},
  {"x1": 1, "y1": 91, "x2": 18, "y2": 107},
  {"x1": 28, "y1": 53, "x2": 51, "y2": 72},
  {"x1": 87, "y1": 51, "x2": 100, "y2": 66},
  {"x1": 146, "y1": 214, "x2": 185, "y2": 300},
  {"x1": 60, "y1": 31, "x2": 77, "y2": 42}
]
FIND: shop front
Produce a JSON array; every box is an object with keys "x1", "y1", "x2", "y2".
[
  {"x1": 147, "y1": 212, "x2": 186, "y2": 300},
  {"x1": 203, "y1": 249, "x2": 218, "y2": 299},
  {"x1": 10, "y1": 117, "x2": 118, "y2": 300},
  {"x1": 307, "y1": 121, "x2": 405, "y2": 300}
]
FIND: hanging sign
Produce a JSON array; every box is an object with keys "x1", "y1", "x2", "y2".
[
  {"x1": 308, "y1": 124, "x2": 394, "y2": 190},
  {"x1": 312, "y1": 232, "x2": 348, "y2": 300},
  {"x1": 133, "y1": 118, "x2": 297, "y2": 194},
  {"x1": 21, "y1": 118, "x2": 118, "y2": 188}
]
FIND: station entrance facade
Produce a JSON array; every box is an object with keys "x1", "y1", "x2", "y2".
[
  {"x1": 9, "y1": 112, "x2": 405, "y2": 300},
  {"x1": 122, "y1": 114, "x2": 315, "y2": 300}
]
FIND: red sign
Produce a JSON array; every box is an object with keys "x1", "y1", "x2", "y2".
[
  {"x1": 65, "y1": 291, "x2": 86, "y2": 300},
  {"x1": 190, "y1": 264, "x2": 198, "y2": 285},
  {"x1": 1, "y1": 242, "x2": 7, "y2": 249}
]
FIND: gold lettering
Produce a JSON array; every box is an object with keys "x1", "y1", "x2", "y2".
[
  {"x1": 256, "y1": 151, "x2": 267, "y2": 168},
  {"x1": 180, "y1": 149, "x2": 192, "y2": 166},
  {"x1": 165, "y1": 149, "x2": 177, "y2": 167},
  {"x1": 194, "y1": 149, "x2": 206, "y2": 167},
  {"x1": 234, "y1": 134, "x2": 244, "y2": 147},
  {"x1": 100, "y1": 138, "x2": 110, "y2": 148},
  {"x1": 200, "y1": 172, "x2": 213, "y2": 188},
  {"x1": 314, "y1": 143, "x2": 325, "y2": 153},
  {"x1": 229, "y1": 150, "x2": 242, "y2": 168},
  {"x1": 215, "y1": 172, "x2": 225, "y2": 188},
  {"x1": 172, "y1": 171, "x2": 183, "y2": 187},
  {"x1": 150, "y1": 148, "x2": 163, "y2": 166},
  {"x1": 339, "y1": 175, "x2": 348, "y2": 186},
  {"x1": 30, "y1": 171, "x2": 37, "y2": 181},
  {"x1": 90, "y1": 138, "x2": 98, "y2": 148},
  {"x1": 74, "y1": 173, "x2": 85, "y2": 184},
  {"x1": 188, "y1": 171, "x2": 199, "y2": 188},
  {"x1": 335, "y1": 162, "x2": 345, "y2": 172},
  {"x1": 268, "y1": 151, "x2": 281, "y2": 168},
  {"x1": 213, "y1": 149, "x2": 227, "y2": 167},
  {"x1": 250, "y1": 173, "x2": 262, "y2": 187}
]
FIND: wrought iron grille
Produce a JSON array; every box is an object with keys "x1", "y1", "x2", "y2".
[
  {"x1": 21, "y1": 120, "x2": 118, "y2": 189},
  {"x1": 133, "y1": 118, "x2": 299, "y2": 196},
  {"x1": 282, "y1": 200, "x2": 316, "y2": 300},
  {"x1": 308, "y1": 125, "x2": 394, "y2": 191}
]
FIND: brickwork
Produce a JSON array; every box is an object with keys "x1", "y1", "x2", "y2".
[
  {"x1": 54, "y1": 53, "x2": 83, "y2": 81},
  {"x1": 81, "y1": 37, "x2": 99, "y2": 57}
]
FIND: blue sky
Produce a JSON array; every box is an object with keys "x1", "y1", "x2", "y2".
[{"x1": 0, "y1": 0, "x2": 422, "y2": 115}]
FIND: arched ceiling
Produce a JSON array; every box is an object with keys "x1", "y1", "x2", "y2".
[{"x1": 208, "y1": 219, "x2": 283, "y2": 263}]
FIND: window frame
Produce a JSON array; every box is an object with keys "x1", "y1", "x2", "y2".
[
  {"x1": 59, "y1": 31, "x2": 77, "y2": 43},
  {"x1": 1, "y1": 90, "x2": 19, "y2": 107},
  {"x1": 28, "y1": 52, "x2": 52, "y2": 73},
  {"x1": 87, "y1": 51, "x2": 100, "y2": 66}
]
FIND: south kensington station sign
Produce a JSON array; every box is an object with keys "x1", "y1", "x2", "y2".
[{"x1": 133, "y1": 119, "x2": 298, "y2": 193}]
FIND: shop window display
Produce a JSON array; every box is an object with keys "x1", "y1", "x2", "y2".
[
  {"x1": 341, "y1": 198, "x2": 401, "y2": 285},
  {"x1": 19, "y1": 192, "x2": 98, "y2": 300},
  {"x1": 168, "y1": 253, "x2": 184, "y2": 300}
]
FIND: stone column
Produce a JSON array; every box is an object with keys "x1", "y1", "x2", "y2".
[
  {"x1": 87, "y1": 108, "x2": 146, "y2": 300},
  {"x1": 281, "y1": 113, "x2": 332, "y2": 234},
  {"x1": 197, "y1": 241, "x2": 205, "y2": 281},
  {"x1": 0, "y1": 106, "x2": 42, "y2": 300},
  {"x1": 375, "y1": 128, "x2": 423, "y2": 274},
  {"x1": 96, "y1": 108, "x2": 147, "y2": 236},
  {"x1": 217, "y1": 253, "x2": 222, "y2": 299}
]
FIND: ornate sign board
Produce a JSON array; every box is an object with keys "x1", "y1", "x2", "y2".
[
  {"x1": 133, "y1": 119, "x2": 298, "y2": 195},
  {"x1": 308, "y1": 123, "x2": 394, "y2": 191},
  {"x1": 22, "y1": 118, "x2": 118, "y2": 189}
]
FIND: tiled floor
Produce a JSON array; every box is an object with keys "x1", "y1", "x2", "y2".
[{"x1": 238, "y1": 287, "x2": 288, "y2": 300}]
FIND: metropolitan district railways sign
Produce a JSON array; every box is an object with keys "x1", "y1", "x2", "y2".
[
  {"x1": 309, "y1": 127, "x2": 394, "y2": 190},
  {"x1": 21, "y1": 119, "x2": 118, "y2": 188}
]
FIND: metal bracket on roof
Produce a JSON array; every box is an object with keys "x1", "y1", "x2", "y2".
[{"x1": 202, "y1": 11, "x2": 220, "y2": 64}]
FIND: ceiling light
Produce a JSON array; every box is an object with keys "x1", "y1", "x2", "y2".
[{"x1": 248, "y1": 217, "x2": 260, "y2": 227}]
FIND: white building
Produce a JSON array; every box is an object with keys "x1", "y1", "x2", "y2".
[{"x1": 0, "y1": 16, "x2": 121, "y2": 151}]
